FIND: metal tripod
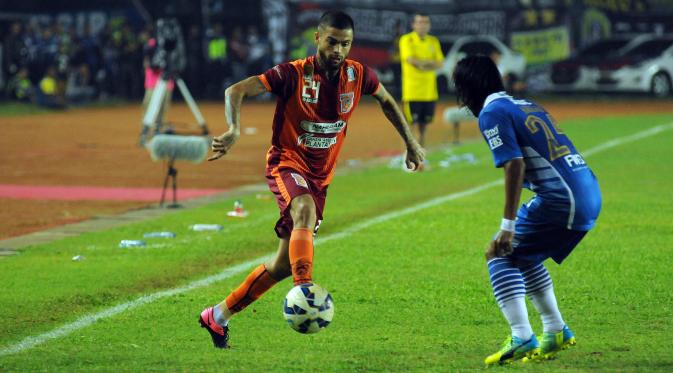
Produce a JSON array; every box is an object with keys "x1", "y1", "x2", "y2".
[
  {"x1": 140, "y1": 72, "x2": 209, "y2": 143},
  {"x1": 143, "y1": 73, "x2": 209, "y2": 208},
  {"x1": 159, "y1": 158, "x2": 180, "y2": 208}
]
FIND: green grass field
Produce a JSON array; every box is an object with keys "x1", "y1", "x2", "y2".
[
  {"x1": 0, "y1": 102, "x2": 51, "y2": 116},
  {"x1": 0, "y1": 99, "x2": 128, "y2": 117},
  {"x1": 1, "y1": 113, "x2": 673, "y2": 372}
]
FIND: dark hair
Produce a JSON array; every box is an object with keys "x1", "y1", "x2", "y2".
[
  {"x1": 452, "y1": 55, "x2": 505, "y2": 116},
  {"x1": 318, "y1": 10, "x2": 355, "y2": 32}
]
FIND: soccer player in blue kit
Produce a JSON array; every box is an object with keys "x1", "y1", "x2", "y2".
[{"x1": 452, "y1": 56, "x2": 602, "y2": 365}]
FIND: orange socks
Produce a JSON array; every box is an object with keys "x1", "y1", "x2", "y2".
[
  {"x1": 223, "y1": 228, "x2": 313, "y2": 314},
  {"x1": 225, "y1": 264, "x2": 278, "y2": 314},
  {"x1": 289, "y1": 227, "x2": 314, "y2": 285}
]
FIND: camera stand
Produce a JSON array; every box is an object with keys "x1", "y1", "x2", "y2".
[
  {"x1": 140, "y1": 73, "x2": 209, "y2": 144},
  {"x1": 159, "y1": 158, "x2": 181, "y2": 208},
  {"x1": 142, "y1": 73, "x2": 209, "y2": 208}
]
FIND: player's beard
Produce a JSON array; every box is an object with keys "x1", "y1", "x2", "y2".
[{"x1": 318, "y1": 49, "x2": 343, "y2": 75}]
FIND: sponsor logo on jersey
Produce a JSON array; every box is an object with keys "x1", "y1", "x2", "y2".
[
  {"x1": 302, "y1": 80, "x2": 320, "y2": 104},
  {"x1": 339, "y1": 92, "x2": 354, "y2": 113},
  {"x1": 290, "y1": 173, "x2": 309, "y2": 188},
  {"x1": 300, "y1": 120, "x2": 346, "y2": 134},
  {"x1": 483, "y1": 125, "x2": 503, "y2": 150},
  {"x1": 297, "y1": 133, "x2": 338, "y2": 149},
  {"x1": 564, "y1": 153, "x2": 586, "y2": 168},
  {"x1": 488, "y1": 136, "x2": 503, "y2": 149},
  {"x1": 346, "y1": 66, "x2": 355, "y2": 82},
  {"x1": 483, "y1": 126, "x2": 499, "y2": 138}
]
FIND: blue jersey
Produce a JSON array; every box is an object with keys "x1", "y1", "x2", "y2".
[{"x1": 478, "y1": 92, "x2": 601, "y2": 231}]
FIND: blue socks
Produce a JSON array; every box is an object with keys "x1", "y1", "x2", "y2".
[
  {"x1": 488, "y1": 257, "x2": 526, "y2": 307},
  {"x1": 488, "y1": 257, "x2": 533, "y2": 340},
  {"x1": 521, "y1": 262, "x2": 553, "y2": 294},
  {"x1": 520, "y1": 262, "x2": 565, "y2": 333}
]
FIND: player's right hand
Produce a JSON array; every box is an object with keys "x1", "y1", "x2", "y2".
[
  {"x1": 405, "y1": 142, "x2": 426, "y2": 171},
  {"x1": 208, "y1": 130, "x2": 240, "y2": 161},
  {"x1": 485, "y1": 230, "x2": 514, "y2": 260}
]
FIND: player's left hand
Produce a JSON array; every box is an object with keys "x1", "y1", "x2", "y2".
[
  {"x1": 405, "y1": 141, "x2": 426, "y2": 171},
  {"x1": 486, "y1": 230, "x2": 514, "y2": 260},
  {"x1": 208, "y1": 130, "x2": 240, "y2": 161}
]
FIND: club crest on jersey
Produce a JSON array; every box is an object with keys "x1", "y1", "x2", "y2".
[
  {"x1": 290, "y1": 173, "x2": 309, "y2": 188},
  {"x1": 340, "y1": 92, "x2": 354, "y2": 114},
  {"x1": 302, "y1": 80, "x2": 320, "y2": 104}
]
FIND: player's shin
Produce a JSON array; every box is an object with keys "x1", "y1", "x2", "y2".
[
  {"x1": 521, "y1": 262, "x2": 565, "y2": 333},
  {"x1": 289, "y1": 227, "x2": 314, "y2": 285},
  {"x1": 217, "y1": 264, "x2": 278, "y2": 325},
  {"x1": 488, "y1": 257, "x2": 533, "y2": 340}
]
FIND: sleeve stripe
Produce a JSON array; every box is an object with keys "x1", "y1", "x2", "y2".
[
  {"x1": 372, "y1": 82, "x2": 382, "y2": 96},
  {"x1": 258, "y1": 74, "x2": 272, "y2": 92}
]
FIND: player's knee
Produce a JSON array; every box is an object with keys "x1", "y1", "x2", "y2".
[{"x1": 290, "y1": 195, "x2": 316, "y2": 227}]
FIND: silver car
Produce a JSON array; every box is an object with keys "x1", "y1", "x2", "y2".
[
  {"x1": 550, "y1": 36, "x2": 635, "y2": 91},
  {"x1": 437, "y1": 35, "x2": 526, "y2": 92},
  {"x1": 596, "y1": 35, "x2": 673, "y2": 97}
]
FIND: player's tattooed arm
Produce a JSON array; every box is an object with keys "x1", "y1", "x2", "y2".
[
  {"x1": 209, "y1": 76, "x2": 267, "y2": 161},
  {"x1": 372, "y1": 83, "x2": 426, "y2": 170},
  {"x1": 486, "y1": 158, "x2": 526, "y2": 259}
]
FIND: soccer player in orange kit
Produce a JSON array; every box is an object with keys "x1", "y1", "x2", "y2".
[{"x1": 199, "y1": 10, "x2": 425, "y2": 348}]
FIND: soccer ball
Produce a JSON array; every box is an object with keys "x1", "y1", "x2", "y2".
[{"x1": 283, "y1": 283, "x2": 334, "y2": 334}]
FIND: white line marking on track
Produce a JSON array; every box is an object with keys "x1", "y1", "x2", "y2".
[{"x1": 2, "y1": 122, "x2": 671, "y2": 357}]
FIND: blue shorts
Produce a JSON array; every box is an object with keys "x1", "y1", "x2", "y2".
[{"x1": 508, "y1": 218, "x2": 588, "y2": 265}]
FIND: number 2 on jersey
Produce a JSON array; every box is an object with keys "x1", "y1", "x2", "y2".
[{"x1": 524, "y1": 114, "x2": 570, "y2": 161}]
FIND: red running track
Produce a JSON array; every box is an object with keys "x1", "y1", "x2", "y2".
[{"x1": 0, "y1": 185, "x2": 226, "y2": 202}]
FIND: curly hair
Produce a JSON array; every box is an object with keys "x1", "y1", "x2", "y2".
[{"x1": 452, "y1": 55, "x2": 505, "y2": 117}]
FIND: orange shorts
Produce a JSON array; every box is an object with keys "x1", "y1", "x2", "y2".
[{"x1": 265, "y1": 167, "x2": 326, "y2": 238}]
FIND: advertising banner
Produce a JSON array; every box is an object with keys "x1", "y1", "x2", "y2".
[{"x1": 511, "y1": 26, "x2": 571, "y2": 65}]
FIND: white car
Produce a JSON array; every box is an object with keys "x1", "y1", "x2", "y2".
[
  {"x1": 436, "y1": 35, "x2": 526, "y2": 91},
  {"x1": 549, "y1": 35, "x2": 637, "y2": 91},
  {"x1": 596, "y1": 35, "x2": 673, "y2": 97}
]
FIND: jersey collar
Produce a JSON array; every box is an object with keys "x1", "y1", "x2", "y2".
[
  {"x1": 483, "y1": 91, "x2": 510, "y2": 109},
  {"x1": 412, "y1": 31, "x2": 427, "y2": 41}
]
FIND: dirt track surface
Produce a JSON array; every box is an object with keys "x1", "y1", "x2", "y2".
[{"x1": 2, "y1": 99, "x2": 672, "y2": 239}]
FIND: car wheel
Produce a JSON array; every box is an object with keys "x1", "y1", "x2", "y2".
[{"x1": 650, "y1": 72, "x2": 672, "y2": 97}]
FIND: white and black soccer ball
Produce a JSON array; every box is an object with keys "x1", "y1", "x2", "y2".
[{"x1": 283, "y1": 283, "x2": 334, "y2": 334}]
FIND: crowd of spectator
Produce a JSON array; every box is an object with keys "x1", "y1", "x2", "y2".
[{"x1": 1, "y1": 18, "x2": 274, "y2": 109}]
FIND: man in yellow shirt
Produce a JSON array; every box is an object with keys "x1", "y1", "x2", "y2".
[
  {"x1": 399, "y1": 13, "x2": 444, "y2": 147},
  {"x1": 37, "y1": 66, "x2": 66, "y2": 109}
]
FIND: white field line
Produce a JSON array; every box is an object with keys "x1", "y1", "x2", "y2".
[
  {"x1": 582, "y1": 122, "x2": 673, "y2": 157},
  {"x1": 1, "y1": 122, "x2": 671, "y2": 358}
]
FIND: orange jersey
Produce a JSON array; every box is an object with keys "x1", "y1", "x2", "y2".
[{"x1": 258, "y1": 56, "x2": 380, "y2": 187}]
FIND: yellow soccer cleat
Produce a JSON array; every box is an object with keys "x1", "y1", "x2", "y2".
[
  {"x1": 524, "y1": 325, "x2": 576, "y2": 362},
  {"x1": 484, "y1": 335, "x2": 540, "y2": 365}
]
